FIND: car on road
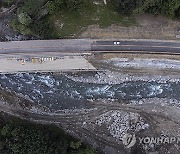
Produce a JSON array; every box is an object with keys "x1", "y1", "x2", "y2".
[{"x1": 114, "y1": 41, "x2": 120, "y2": 45}]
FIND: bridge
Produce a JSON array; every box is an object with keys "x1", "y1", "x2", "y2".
[
  {"x1": 0, "y1": 39, "x2": 180, "y2": 54},
  {"x1": 0, "y1": 39, "x2": 180, "y2": 73}
]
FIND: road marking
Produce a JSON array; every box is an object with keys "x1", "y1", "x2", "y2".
[{"x1": 91, "y1": 44, "x2": 180, "y2": 49}]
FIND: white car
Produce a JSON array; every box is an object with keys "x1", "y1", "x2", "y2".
[{"x1": 114, "y1": 41, "x2": 120, "y2": 45}]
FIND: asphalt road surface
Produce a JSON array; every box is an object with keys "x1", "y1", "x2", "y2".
[
  {"x1": 0, "y1": 39, "x2": 92, "y2": 54},
  {"x1": 0, "y1": 39, "x2": 180, "y2": 54},
  {"x1": 91, "y1": 40, "x2": 180, "y2": 54}
]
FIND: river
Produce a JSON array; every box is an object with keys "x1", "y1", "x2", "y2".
[{"x1": 0, "y1": 73, "x2": 179, "y2": 110}]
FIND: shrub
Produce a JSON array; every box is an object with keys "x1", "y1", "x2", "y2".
[
  {"x1": 0, "y1": 122, "x2": 97, "y2": 154},
  {"x1": 11, "y1": 19, "x2": 32, "y2": 35},
  {"x1": 112, "y1": 0, "x2": 180, "y2": 18},
  {"x1": 46, "y1": 1, "x2": 59, "y2": 15},
  {"x1": 30, "y1": 19, "x2": 55, "y2": 38},
  {"x1": 18, "y1": 0, "x2": 42, "y2": 17},
  {"x1": 3, "y1": 0, "x2": 15, "y2": 7},
  {"x1": 1, "y1": 125, "x2": 12, "y2": 137},
  {"x1": 45, "y1": 0, "x2": 84, "y2": 14},
  {"x1": 18, "y1": 12, "x2": 32, "y2": 26},
  {"x1": 111, "y1": 0, "x2": 137, "y2": 15},
  {"x1": 65, "y1": 0, "x2": 84, "y2": 11}
]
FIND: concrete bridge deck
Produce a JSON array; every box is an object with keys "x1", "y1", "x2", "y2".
[{"x1": 0, "y1": 39, "x2": 180, "y2": 73}]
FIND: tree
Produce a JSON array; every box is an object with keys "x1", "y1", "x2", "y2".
[
  {"x1": 46, "y1": 1, "x2": 58, "y2": 15},
  {"x1": 18, "y1": 12, "x2": 32, "y2": 26},
  {"x1": 65, "y1": 0, "x2": 84, "y2": 11},
  {"x1": 175, "y1": 7, "x2": 180, "y2": 18},
  {"x1": 112, "y1": 0, "x2": 180, "y2": 18},
  {"x1": 1, "y1": 125, "x2": 12, "y2": 137},
  {"x1": 20, "y1": 0, "x2": 42, "y2": 16},
  {"x1": 135, "y1": 0, "x2": 180, "y2": 17},
  {"x1": 30, "y1": 19, "x2": 55, "y2": 38},
  {"x1": 112, "y1": 0, "x2": 137, "y2": 14}
]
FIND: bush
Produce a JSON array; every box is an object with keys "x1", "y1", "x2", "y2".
[
  {"x1": 46, "y1": 1, "x2": 60, "y2": 15},
  {"x1": 45, "y1": 0, "x2": 84, "y2": 14},
  {"x1": 3, "y1": 0, "x2": 15, "y2": 7},
  {"x1": 18, "y1": 0, "x2": 42, "y2": 17},
  {"x1": 65, "y1": 0, "x2": 84, "y2": 11},
  {"x1": 111, "y1": 0, "x2": 137, "y2": 15},
  {"x1": 112, "y1": 0, "x2": 180, "y2": 18},
  {"x1": 11, "y1": 19, "x2": 32, "y2": 35},
  {"x1": 29, "y1": 18, "x2": 55, "y2": 38},
  {"x1": 1, "y1": 125, "x2": 12, "y2": 137},
  {"x1": 135, "y1": 0, "x2": 180, "y2": 18},
  {"x1": 0, "y1": 121, "x2": 97, "y2": 154},
  {"x1": 175, "y1": 7, "x2": 180, "y2": 18},
  {"x1": 18, "y1": 12, "x2": 32, "y2": 26},
  {"x1": 1, "y1": 124, "x2": 68, "y2": 154}
]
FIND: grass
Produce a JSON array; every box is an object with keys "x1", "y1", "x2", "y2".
[{"x1": 50, "y1": 0, "x2": 135, "y2": 38}]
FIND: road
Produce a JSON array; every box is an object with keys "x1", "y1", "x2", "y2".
[
  {"x1": 0, "y1": 39, "x2": 180, "y2": 54},
  {"x1": 92, "y1": 40, "x2": 180, "y2": 54},
  {"x1": 0, "y1": 39, "x2": 180, "y2": 73},
  {"x1": 0, "y1": 39, "x2": 92, "y2": 53}
]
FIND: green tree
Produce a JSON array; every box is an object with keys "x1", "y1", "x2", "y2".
[
  {"x1": 135, "y1": 0, "x2": 180, "y2": 17},
  {"x1": 18, "y1": 12, "x2": 32, "y2": 26},
  {"x1": 30, "y1": 19, "x2": 55, "y2": 38},
  {"x1": 70, "y1": 141, "x2": 82, "y2": 150},
  {"x1": 112, "y1": 0, "x2": 137, "y2": 14},
  {"x1": 19, "y1": 0, "x2": 42, "y2": 16},
  {"x1": 1, "y1": 125, "x2": 12, "y2": 137},
  {"x1": 11, "y1": 19, "x2": 32, "y2": 35},
  {"x1": 112, "y1": 0, "x2": 180, "y2": 18},
  {"x1": 65, "y1": 0, "x2": 84, "y2": 11},
  {"x1": 46, "y1": 1, "x2": 58, "y2": 15}
]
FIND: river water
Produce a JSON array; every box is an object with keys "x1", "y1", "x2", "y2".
[{"x1": 0, "y1": 73, "x2": 179, "y2": 110}]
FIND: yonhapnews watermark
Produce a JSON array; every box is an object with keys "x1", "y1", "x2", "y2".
[
  {"x1": 122, "y1": 133, "x2": 137, "y2": 148},
  {"x1": 122, "y1": 133, "x2": 180, "y2": 148}
]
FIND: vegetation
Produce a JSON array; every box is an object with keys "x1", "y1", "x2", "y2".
[
  {"x1": 9, "y1": 0, "x2": 135, "y2": 38},
  {"x1": 29, "y1": 18, "x2": 55, "y2": 39},
  {"x1": 11, "y1": 19, "x2": 32, "y2": 35},
  {"x1": 112, "y1": 0, "x2": 180, "y2": 18},
  {"x1": 1, "y1": 0, "x2": 15, "y2": 7},
  {"x1": 18, "y1": 12, "x2": 32, "y2": 26},
  {"x1": 0, "y1": 113, "x2": 97, "y2": 154},
  {"x1": 5, "y1": 0, "x2": 180, "y2": 38},
  {"x1": 46, "y1": 0, "x2": 84, "y2": 14}
]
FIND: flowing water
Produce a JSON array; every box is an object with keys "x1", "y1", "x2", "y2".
[{"x1": 0, "y1": 73, "x2": 180, "y2": 110}]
